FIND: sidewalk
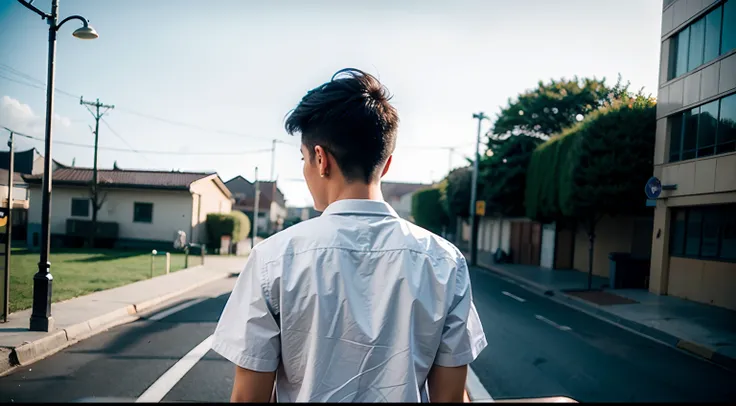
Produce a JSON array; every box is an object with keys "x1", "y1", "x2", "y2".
[
  {"x1": 472, "y1": 256, "x2": 736, "y2": 370},
  {"x1": 0, "y1": 255, "x2": 247, "y2": 376}
]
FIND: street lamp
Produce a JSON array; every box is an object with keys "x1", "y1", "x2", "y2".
[{"x1": 17, "y1": 0, "x2": 99, "y2": 332}]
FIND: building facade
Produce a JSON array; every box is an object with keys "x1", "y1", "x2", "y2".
[{"x1": 651, "y1": 0, "x2": 736, "y2": 310}]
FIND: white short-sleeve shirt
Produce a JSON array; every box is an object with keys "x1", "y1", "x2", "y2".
[{"x1": 212, "y1": 199, "x2": 487, "y2": 402}]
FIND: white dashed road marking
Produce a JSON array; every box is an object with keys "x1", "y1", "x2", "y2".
[
  {"x1": 535, "y1": 315, "x2": 572, "y2": 331},
  {"x1": 136, "y1": 334, "x2": 214, "y2": 403},
  {"x1": 502, "y1": 291, "x2": 526, "y2": 303}
]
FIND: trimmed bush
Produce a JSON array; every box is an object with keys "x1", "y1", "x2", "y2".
[
  {"x1": 412, "y1": 187, "x2": 449, "y2": 234},
  {"x1": 206, "y1": 211, "x2": 251, "y2": 246}
]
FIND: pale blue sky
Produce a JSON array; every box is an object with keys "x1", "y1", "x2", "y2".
[{"x1": 0, "y1": 0, "x2": 663, "y2": 207}]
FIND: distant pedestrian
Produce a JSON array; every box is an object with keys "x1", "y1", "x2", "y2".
[{"x1": 212, "y1": 68, "x2": 487, "y2": 403}]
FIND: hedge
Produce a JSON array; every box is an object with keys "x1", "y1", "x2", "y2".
[
  {"x1": 206, "y1": 211, "x2": 252, "y2": 246},
  {"x1": 411, "y1": 187, "x2": 448, "y2": 234},
  {"x1": 525, "y1": 95, "x2": 656, "y2": 222}
]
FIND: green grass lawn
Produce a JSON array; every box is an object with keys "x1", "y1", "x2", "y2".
[{"x1": 7, "y1": 248, "x2": 202, "y2": 313}]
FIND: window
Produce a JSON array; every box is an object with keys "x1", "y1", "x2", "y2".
[
  {"x1": 697, "y1": 100, "x2": 719, "y2": 157},
  {"x1": 669, "y1": 93, "x2": 736, "y2": 162},
  {"x1": 684, "y1": 209, "x2": 702, "y2": 256},
  {"x1": 670, "y1": 210, "x2": 686, "y2": 256},
  {"x1": 688, "y1": 18, "x2": 705, "y2": 71},
  {"x1": 723, "y1": 0, "x2": 736, "y2": 55},
  {"x1": 682, "y1": 107, "x2": 699, "y2": 160},
  {"x1": 673, "y1": 27, "x2": 690, "y2": 79},
  {"x1": 718, "y1": 93, "x2": 736, "y2": 153},
  {"x1": 133, "y1": 202, "x2": 153, "y2": 223},
  {"x1": 704, "y1": 7, "x2": 722, "y2": 63},
  {"x1": 71, "y1": 198, "x2": 89, "y2": 217},
  {"x1": 670, "y1": 204, "x2": 736, "y2": 261},
  {"x1": 668, "y1": 1, "x2": 735, "y2": 80}
]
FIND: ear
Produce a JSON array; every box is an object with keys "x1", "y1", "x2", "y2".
[
  {"x1": 380, "y1": 155, "x2": 392, "y2": 178},
  {"x1": 313, "y1": 145, "x2": 330, "y2": 177}
]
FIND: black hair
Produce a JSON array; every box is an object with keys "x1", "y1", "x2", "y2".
[{"x1": 284, "y1": 68, "x2": 399, "y2": 183}]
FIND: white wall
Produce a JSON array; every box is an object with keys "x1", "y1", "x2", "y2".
[
  {"x1": 477, "y1": 217, "x2": 512, "y2": 254},
  {"x1": 190, "y1": 176, "x2": 232, "y2": 243},
  {"x1": 0, "y1": 185, "x2": 28, "y2": 201},
  {"x1": 540, "y1": 222, "x2": 556, "y2": 269},
  {"x1": 29, "y1": 186, "x2": 194, "y2": 242}
]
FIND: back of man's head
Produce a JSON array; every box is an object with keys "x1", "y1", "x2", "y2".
[{"x1": 285, "y1": 68, "x2": 399, "y2": 184}]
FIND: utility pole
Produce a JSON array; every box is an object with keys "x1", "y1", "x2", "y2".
[
  {"x1": 251, "y1": 167, "x2": 260, "y2": 250},
  {"x1": 469, "y1": 112, "x2": 488, "y2": 267},
  {"x1": 2, "y1": 131, "x2": 14, "y2": 323},
  {"x1": 80, "y1": 97, "x2": 114, "y2": 248}
]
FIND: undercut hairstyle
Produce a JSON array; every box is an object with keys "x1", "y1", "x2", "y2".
[{"x1": 284, "y1": 68, "x2": 399, "y2": 184}]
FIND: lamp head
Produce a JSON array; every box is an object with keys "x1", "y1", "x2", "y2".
[{"x1": 72, "y1": 24, "x2": 98, "y2": 40}]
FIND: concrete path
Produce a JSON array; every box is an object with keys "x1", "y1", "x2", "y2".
[
  {"x1": 475, "y1": 258, "x2": 736, "y2": 370},
  {"x1": 0, "y1": 255, "x2": 247, "y2": 376}
]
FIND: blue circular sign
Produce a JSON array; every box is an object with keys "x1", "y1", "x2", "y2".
[{"x1": 645, "y1": 176, "x2": 662, "y2": 199}]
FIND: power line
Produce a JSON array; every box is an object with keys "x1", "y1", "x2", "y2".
[
  {"x1": 1, "y1": 126, "x2": 273, "y2": 156},
  {"x1": 0, "y1": 63, "x2": 474, "y2": 152}
]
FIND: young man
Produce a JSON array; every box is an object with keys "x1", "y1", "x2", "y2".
[{"x1": 211, "y1": 68, "x2": 487, "y2": 403}]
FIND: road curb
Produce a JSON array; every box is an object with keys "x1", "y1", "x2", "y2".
[
  {"x1": 0, "y1": 266, "x2": 228, "y2": 377},
  {"x1": 474, "y1": 262, "x2": 736, "y2": 370}
]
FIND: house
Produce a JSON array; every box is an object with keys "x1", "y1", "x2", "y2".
[
  {"x1": 0, "y1": 168, "x2": 29, "y2": 242},
  {"x1": 226, "y1": 176, "x2": 287, "y2": 236},
  {"x1": 381, "y1": 181, "x2": 430, "y2": 221},
  {"x1": 23, "y1": 167, "x2": 233, "y2": 250}
]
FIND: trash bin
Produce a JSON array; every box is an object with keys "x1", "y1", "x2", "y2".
[{"x1": 608, "y1": 252, "x2": 650, "y2": 289}]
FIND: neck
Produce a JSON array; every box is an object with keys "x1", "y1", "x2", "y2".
[{"x1": 329, "y1": 181, "x2": 384, "y2": 205}]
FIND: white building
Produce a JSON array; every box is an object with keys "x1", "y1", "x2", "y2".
[{"x1": 24, "y1": 167, "x2": 233, "y2": 249}]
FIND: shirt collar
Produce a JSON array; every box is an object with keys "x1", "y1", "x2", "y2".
[{"x1": 321, "y1": 199, "x2": 399, "y2": 218}]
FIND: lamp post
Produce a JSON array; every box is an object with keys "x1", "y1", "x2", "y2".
[{"x1": 17, "y1": 0, "x2": 98, "y2": 332}]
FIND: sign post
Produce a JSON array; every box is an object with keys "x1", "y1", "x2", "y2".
[
  {"x1": 644, "y1": 176, "x2": 662, "y2": 207},
  {"x1": 475, "y1": 201, "x2": 486, "y2": 217}
]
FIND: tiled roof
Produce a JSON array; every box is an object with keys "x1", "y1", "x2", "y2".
[
  {"x1": 23, "y1": 167, "x2": 213, "y2": 190},
  {"x1": 0, "y1": 168, "x2": 27, "y2": 186}
]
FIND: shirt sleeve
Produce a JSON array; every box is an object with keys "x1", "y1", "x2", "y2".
[
  {"x1": 211, "y1": 248, "x2": 281, "y2": 372},
  {"x1": 434, "y1": 256, "x2": 488, "y2": 367}
]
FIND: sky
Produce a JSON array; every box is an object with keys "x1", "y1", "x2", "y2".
[{"x1": 0, "y1": 0, "x2": 663, "y2": 207}]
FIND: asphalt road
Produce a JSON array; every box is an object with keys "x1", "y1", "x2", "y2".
[
  {"x1": 0, "y1": 268, "x2": 734, "y2": 403},
  {"x1": 468, "y1": 267, "x2": 736, "y2": 402}
]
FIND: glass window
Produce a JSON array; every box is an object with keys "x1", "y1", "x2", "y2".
[
  {"x1": 682, "y1": 108, "x2": 699, "y2": 160},
  {"x1": 688, "y1": 18, "x2": 705, "y2": 71},
  {"x1": 698, "y1": 100, "x2": 719, "y2": 157},
  {"x1": 669, "y1": 114, "x2": 683, "y2": 162},
  {"x1": 133, "y1": 202, "x2": 153, "y2": 223},
  {"x1": 717, "y1": 93, "x2": 736, "y2": 154},
  {"x1": 701, "y1": 209, "x2": 721, "y2": 257},
  {"x1": 675, "y1": 27, "x2": 690, "y2": 78},
  {"x1": 722, "y1": 0, "x2": 736, "y2": 55},
  {"x1": 71, "y1": 198, "x2": 89, "y2": 217},
  {"x1": 704, "y1": 7, "x2": 723, "y2": 63},
  {"x1": 722, "y1": 207, "x2": 736, "y2": 260},
  {"x1": 670, "y1": 210, "x2": 686, "y2": 256},
  {"x1": 685, "y1": 209, "x2": 703, "y2": 256}
]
